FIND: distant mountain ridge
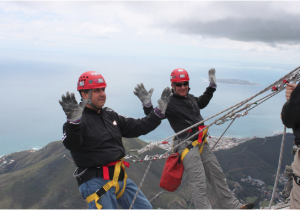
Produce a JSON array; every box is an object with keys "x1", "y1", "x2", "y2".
[
  {"x1": 217, "y1": 79, "x2": 260, "y2": 86},
  {"x1": 0, "y1": 134, "x2": 295, "y2": 209},
  {"x1": 202, "y1": 77, "x2": 260, "y2": 86}
]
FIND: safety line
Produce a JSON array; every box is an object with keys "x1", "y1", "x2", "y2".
[
  {"x1": 136, "y1": 66, "x2": 300, "y2": 155},
  {"x1": 211, "y1": 118, "x2": 236, "y2": 150},
  {"x1": 149, "y1": 190, "x2": 165, "y2": 203},
  {"x1": 129, "y1": 161, "x2": 152, "y2": 209},
  {"x1": 269, "y1": 126, "x2": 286, "y2": 209}
]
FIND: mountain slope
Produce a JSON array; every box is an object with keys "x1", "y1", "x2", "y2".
[
  {"x1": 0, "y1": 138, "x2": 209, "y2": 209},
  {"x1": 215, "y1": 134, "x2": 295, "y2": 186},
  {"x1": 0, "y1": 134, "x2": 295, "y2": 209}
]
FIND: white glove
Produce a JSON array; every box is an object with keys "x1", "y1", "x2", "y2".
[
  {"x1": 154, "y1": 87, "x2": 173, "y2": 118},
  {"x1": 59, "y1": 92, "x2": 88, "y2": 124},
  {"x1": 208, "y1": 68, "x2": 217, "y2": 88},
  {"x1": 133, "y1": 83, "x2": 154, "y2": 107}
]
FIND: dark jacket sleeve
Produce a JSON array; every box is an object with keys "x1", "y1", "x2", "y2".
[
  {"x1": 281, "y1": 84, "x2": 300, "y2": 128},
  {"x1": 62, "y1": 122, "x2": 83, "y2": 150},
  {"x1": 116, "y1": 110, "x2": 161, "y2": 138},
  {"x1": 195, "y1": 87, "x2": 216, "y2": 109},
  {"x1": 143, "y1": 105, "x2": 154, "y2": 115}
]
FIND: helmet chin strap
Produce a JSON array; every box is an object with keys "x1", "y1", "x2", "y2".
[{"x1": 87, "y1": 89, "x2": 101, "y2": 110}]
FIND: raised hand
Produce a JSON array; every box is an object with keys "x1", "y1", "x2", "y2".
[
  {"x1": 156, "y1": 87, "x2": 173, "y2": 115},
  {"x1": 208, "y1": 68, "x2": 217, "y2": 88},
  {"x1": 133, "y1": 83, "x2": 154, "y2": 106},
  {"x1": 59, "y1": 92, "x2": 88, "y2": 123},
  {"x1": 285, "y1": 83, "x2": 297, "y2": 100}
]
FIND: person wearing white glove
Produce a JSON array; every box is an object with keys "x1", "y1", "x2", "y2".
[
  {"x1": 134, "y1": 68, "x2": 254, "y2": 209},
  {"x1": 133, "y1": 83, "x2": 172, "y2": 118},
  {"x1": 59, "y1": 71, "x2": 172, "y2": 209},
  {"x1": 133, "y1": 83, "x2": 154, "y2": 108},
  {"x1": 208, "y1": 68, "x2": 217, "y2": 88}
]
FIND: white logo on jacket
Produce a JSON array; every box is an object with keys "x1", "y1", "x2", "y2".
[{"x1": 62, "y1": 133, "x2": 67, "y2": 141}]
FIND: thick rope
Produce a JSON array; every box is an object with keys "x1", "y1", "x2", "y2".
[
  {"x1": 151, "y1": 86, "x2": 288, "y2": 157},
  {"x1": 136, "y1": 66, "x2": 300, "y2": 155},
  {"x1": 129, "y1": 161, "x2": 152, "y2": 209},
  {"x1": 149, "y1": 190, "x2": 165, "y2": 203},
  {"x1": 269, "y1": 126, "x2": 286, "y2": 209},
  {"x1": 211, "y1": 118, "x2": 236, "y2": 150},
  {"x1": 168, "y1": 93, "x2": 280, "y2": 154}
]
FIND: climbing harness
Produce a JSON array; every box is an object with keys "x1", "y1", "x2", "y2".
[
  {"x1": 85, "y1": 159, "x2": 129, "y2": 209},
  {"x1": 180, "y1": 125, "x2": 208, "y2": 161},
  {"x1": 293, "y1": 174, "x2": 300, "y2": 186}
]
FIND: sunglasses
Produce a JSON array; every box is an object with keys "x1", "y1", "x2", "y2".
[{"x1": 175, "y1": 82, "x2": 189, "y2": 87}]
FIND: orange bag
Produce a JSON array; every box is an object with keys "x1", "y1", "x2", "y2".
[{"x1": 159, "y1": 152, "x2": 184, "y2": 192}]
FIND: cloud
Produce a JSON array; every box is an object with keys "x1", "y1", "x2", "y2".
[
  {"x1": 1, "y1": 2, "x2": 300, "y2": 44},
  {"x1": 166, "y1": 17, "x2": 300, "y2": 44},
  {"x1": 0, "y1": 1, "x2": 300, "y2": 56},
  {"x1": 145, "y1": 2, "x2": 300, "y2": 45}
]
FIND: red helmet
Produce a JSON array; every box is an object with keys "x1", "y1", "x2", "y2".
[
  {"x1": 170, "y1": 68, "x2": 190, "y2": 83},
  {"x1": 77, "y1": 71, "x2": 107, "y2": 91}
]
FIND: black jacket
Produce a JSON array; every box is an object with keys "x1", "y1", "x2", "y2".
[
  {"x1": 62, "y1": 107, "x2": 162, "y2": 168},
  {"x1": 281, "y1": 84, "x2": 300, "y2": 145},
  {"x1": 143, "y1": 87, "x2": 216, "y2": 140}
]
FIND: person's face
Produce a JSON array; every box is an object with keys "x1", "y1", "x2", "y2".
[
  {"x1": 83, "y1": 88, "x2": 106, "y2": 109},
  {"x1": 171, "y1": 81, "x2": 189, "y2": 97}
]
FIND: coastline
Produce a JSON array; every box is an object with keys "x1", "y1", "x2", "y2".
[
  {"x1": 210, "y1": 131, "x2": 292, "y2": 152},
  {"x1": 0, "y1": 131, "x2": 292, "y2": 158}
]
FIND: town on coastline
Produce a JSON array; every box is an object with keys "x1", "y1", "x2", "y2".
[
  {"x1": 209, "y1": 132, "x2": 286, "y2": 152},
  {"x1": 231, "y1": 174, "x2": 288, "y2": 207}
]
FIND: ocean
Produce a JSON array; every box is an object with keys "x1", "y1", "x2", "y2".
[{"x1": 0, "y1": 56, "x2": 295, "y2": 157}]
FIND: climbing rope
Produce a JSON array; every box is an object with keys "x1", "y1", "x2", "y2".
[
  {"x1": 149, "y1": 190, "x2": 165, "y2": 203},
  {"x1": 129, "y1": 161, "x2": 152, "y2": 209},
  {"x1": 269, "y1": 126, "x2": 287, "y2": 209},
  {"x1": 125, "y1": 66, "x2": 300, "y2": 162},
  {"x1": 211, "y1": 118, "x2": 236, "y2": 150}
]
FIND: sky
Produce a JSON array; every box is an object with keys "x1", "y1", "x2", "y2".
[
  {"x1": 0, "y1": 1, "x2": 299, "y2": 63},
  {"x1": 0, "y1": 1, "x2": 300, "y2": 155}
]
